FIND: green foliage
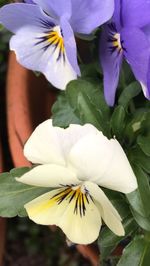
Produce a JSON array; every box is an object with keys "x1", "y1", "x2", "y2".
[
  {"x1": 117, "y1": 235, "x2": 150, "y2": 266},
  {"x1": 0, "y1": 167, "x2": 50, "y2": 217},
  {"x1": 52, "y1": 79, "x2": 110, "y2": 136},
  {"x1": 118, "y1": 82, "x2": 141, "y2": 109},
  {"x1": 52, "y1": 93, "x2": 80, "y2": 127}
]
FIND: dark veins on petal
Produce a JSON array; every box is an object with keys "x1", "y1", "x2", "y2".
[
  {"x1": 34, "y1": 24, "x2": 65, "y2": 62},
  {"x1": 50, "y1": 185, "x2": 94, "y2": 218},
  {"x1": 107, "y1": 23, "x2": 126, "y2": 55}
]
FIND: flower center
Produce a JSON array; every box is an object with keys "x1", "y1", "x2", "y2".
[
  {"x1": 46, "y1": 26, "x2": 65, "y2": 53},
  {"x1": 50, "y1": 185, "x2": 93, "y2": 218},
  {"x1": 107, "y1": 23, "x2": 124, "y2": 54},
  {"x1": 35, "y1": 26, "x2": 65, "y2": 61},
  {"x1": 112, "y1": 33, "x2": 123, "y2": 52}
]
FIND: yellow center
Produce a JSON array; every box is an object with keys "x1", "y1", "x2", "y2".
[
  {"x1": 46, "y1": 31, "x2": 65, "y2": 53},
  {"x1": 112, "y1": 33, "x2": 123, "y2": 52}
]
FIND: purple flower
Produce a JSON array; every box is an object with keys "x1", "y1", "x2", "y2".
[
  {"x1": 99, "y1": 0, "x2": 150, "y2": 106},
  {"x1": 0, "y1": 0, "x2": 114, "y2": 90},
  {"x1": 23, "y1": 0, "x2": 34, "y2": 3}
]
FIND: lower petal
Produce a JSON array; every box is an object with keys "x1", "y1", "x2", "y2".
[
  {"x1": 10, "y1": 25, "x2": 77, "y2": 90},
  {"x1": 122, "y1": 27, "x2": 150, "y2": 99},
  {"x1": 25, "y1": 186, "x2": 101, "y2": 244},
  {"x1": 84, "y1": 182, "x2": 125, "y2": 236},
  {"x1": 99, "y1": 25, "x2": 123, "y2": 106}
]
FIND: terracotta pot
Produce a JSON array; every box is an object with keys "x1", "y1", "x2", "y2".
[
  {"x1": 6, "y1": 52, "x2": 56, "y2": 167},
  {"x1": 6, "y1": 52, "x2": 99, "y2": 265},
  {"x1": 0, "y1": 141, "x2": 6, "y2": 266}
]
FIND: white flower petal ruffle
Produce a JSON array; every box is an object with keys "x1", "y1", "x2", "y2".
[
  {"x1": 24, "y1": 120, "x2": 99, "y2": 165},
  {"x1": 68, "y1": 133, "x2": 137, "y2": 193}
]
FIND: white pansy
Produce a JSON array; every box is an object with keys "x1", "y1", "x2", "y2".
[{"x1": 17, "y1": 119, "x2": 138, "y2": 244}]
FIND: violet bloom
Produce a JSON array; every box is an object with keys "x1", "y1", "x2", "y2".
[
  {"x1": 0, "y1": 0, "x2": 114, "y2": 90},
  {"x1": 23, "y1": 0, "x2": 34, "y2": 3},
  {"x1": 100, "y1": 0, "x2": 150, "y2": 106}
]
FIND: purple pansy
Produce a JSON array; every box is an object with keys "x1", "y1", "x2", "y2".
[
  {"x1": 23, "y1": 0, "x2": 34, "y2": 3},
  {"x1": 0, "y1": 0, "x2": 114, "y2": 90},
  {"x1": 99, "y1": 0, "x2": 150, "y2": 106}
]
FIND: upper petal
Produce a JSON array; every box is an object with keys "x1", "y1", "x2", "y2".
[
  {"x1": 122, "y1": 0, "x2": 150, "y2": 28},
  {"x1": 24, "y1": 120, "x2": 65, "y2": 165},
  {"x1": 68, "y1": 133, "x2": 137, "y2": 193},
  {"x1": 33, "y1": 0, "x2": 72, "y2": 20},
  {"x1": 122, "y1": 27, "x2": 150, "y2": 100},
  {"x1": 24, "y1": 119, "x2": 99, "y2": 165},
  {"x1": 0, "y1": 3, "x2": 57, "y2": 34},
  {"x1": 25, "y1": 187, "x2": 101, "y2": 244},
  {"x1": 70, "y1": 0, "x2": 114, "y2": 34},
  {"x1": 99, "y1": 24, "x2": 123, "y2": 106},
  {"x1": 113, "y1": 0, "x2": 122, "y2": 30},
  {"x1": 84, "y1": 182, "x2": 124, "y2": 236}
]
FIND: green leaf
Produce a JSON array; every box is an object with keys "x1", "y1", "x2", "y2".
[
  {"x1": 0, "y1": 167, "x2": 50, "y2": 217},
  {"x1": 118, "y1": 82, "x2": 141, "y2": 108},
  {"x1": 119, "y1": 61, "x2": 134, "y2": 88},
  {"x1": 127, "y1": 165, "x2": 150, "y2": 217},
  {"x1": 130, "y1": 208, "x2": 150, "y2": 231},
  {"x1": 125, "y1": 109, "x2": 148, "y2": 144},
  {"x1": 111, "y1": 106, "x2": 126, "y2": 138},
  {"x1": 98, "y1": 192, "x2": 137, "y2": 260},
  {"x1": 117, "y1": 236, "x2": 150, "y2": 266},
  {"x1": 137, "y1": 135, "x2": 150, "y2": 157},
  {"x1": 130, "y1": 147, "x2": 150, "y2": 174},
  {"x1": 80, "y1": 63, "x2": 100, "y2": 78},
  {"x1": 52, "y1": 93, "x2": 80, "y2": 127},
  {"x1": 66, "y1": 79, "x2": 110, "y2": 135},
  {"x1": 99, "y1": 216, "x2": 138, "y2": 260}
]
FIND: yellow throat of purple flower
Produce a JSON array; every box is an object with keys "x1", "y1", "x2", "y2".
[{"x1": 112, "y1": 33, "x2": 123, "y2": 52}]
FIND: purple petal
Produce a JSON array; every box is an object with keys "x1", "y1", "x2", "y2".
[
  {"x1": 60, "y1": 17, "x2": 80, "y2": 75},
  {"x1": 147, "y1": 59, "x2": 150, "y2": 99},
  {"x1": 113, "y1": 0, "x2": 122, "y2": 30},
  {"x1": 143, "y1": 24, "x2": 150, "y2": 43},
  {"x1": 24, "y1": 0, "x2": 34, "y2": 3},
  {"x1": 10, "y1": 26, "x2": 77, "y2": 89},
  {"x1": 99, "y1": 25, "x2": 123, "y2": 106},
  {"x1": 122, "y1": 0, "x2": 150, "y2": 28},
  {"x1": 0, "y1": 3, "x2": 57, "y2": 34},
  {"x1": 33, "y1": 0, "x2": 72, "y2": 20},
  {"x1": 122, "y1": 27, "x2": 150, "y2": 99},
  {"x1": 70, "y1": 0, "x2": 114, "y2": 34}
]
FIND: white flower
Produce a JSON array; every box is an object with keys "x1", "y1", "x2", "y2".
[{"x1": 17, "y1": 119, "x2": 137, "y2": 244}]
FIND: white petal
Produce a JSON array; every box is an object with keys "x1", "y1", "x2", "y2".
[
  {"x1": 17, "y1": 164, "x2": 79, "y2": 187},
  {"x1": 68, "y1": 133, "x2": 137, "y2": 193},
  {"x1": 24, "y1": 120, "x2": 65, "y2": 165},
  {"x1": 25, "y1": 187, "x2": 101, "y2": 244},
  {"x1": 57, "y1": 123, "x2": 99, "y2": 160},
  {"x1": 96, "y1": 139, "x2": 138, "y2": 193},
  {"x1": 84, "y1": 182, "x2": 125, "y2": 236},
  {"x1": 68, "y1": 133, "x2": 115, "y2": 180},
  {"x1": 24, "y1": 119, "x2": 99, "y2": 165},
  {"x1": 43, "y1": 44, "x2": 77, "y2": 90}
]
